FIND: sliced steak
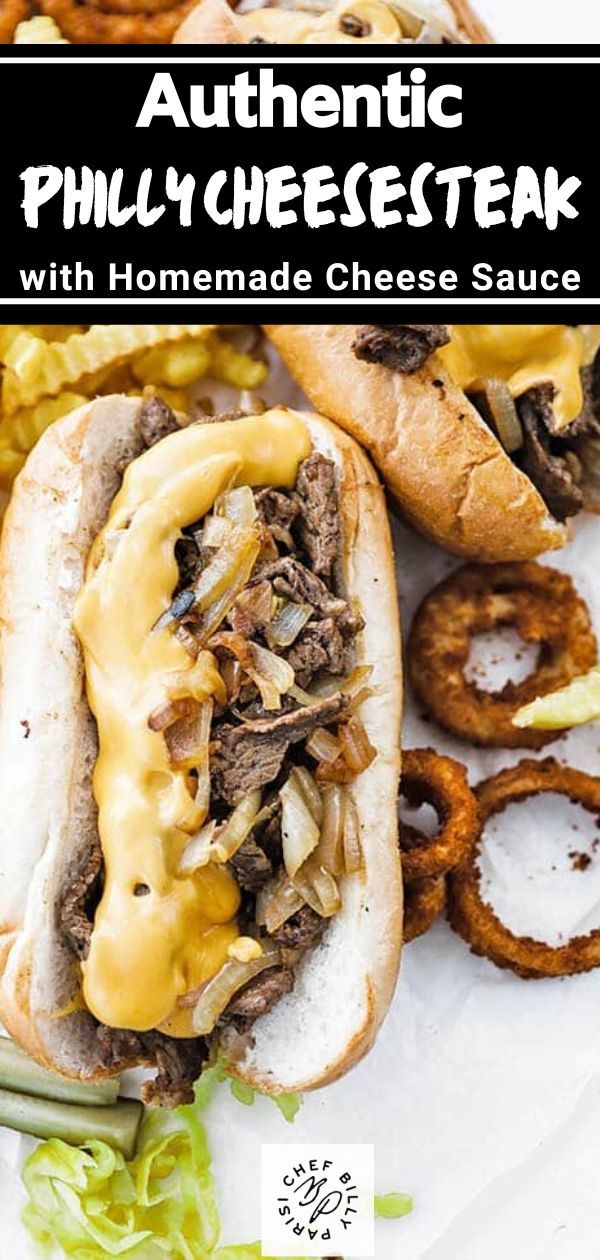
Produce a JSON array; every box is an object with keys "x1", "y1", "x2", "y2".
[
  {"x1": 139, "y1": 396, "x2": 181, "y2": 448},
  {"x1": 211, "y1": 692, "x2": 348, "y2": 804},
  {"x1": 287, "y1": 617, "x2": 347, "y2": 688},
  {"x1": 255, "y1": 557, "x2": 361, "y2": 637},
  {"x1": 255, "y1": 487, "x2": 301, "y2": 550},
  {"x1": 175, "y1": 536, "x2": 202, "y2": 590},
  {"x1": 224, "y1": 966, "x2": 293, "y2": 1020},
  {"x1": 271, "y1": 904, "x2": 326, "y2": 949},
  {"x1": 573, "y1": 361, "x2": 600, "y2": 511},
  {"x1": 294, "y1": 453, "x2": 340, "y2": 580},
  {"x1": 96, "y1": 1026, "x2": 206, "y2": 1108},
  {"x1": 142, "y1": 1036, "x2": 206, "y2": 1107},
  {"x1": 517, "y1": 385, "x2": 583, "y2": 522},
  {"x1": 59, "y1": 844, "x2": 103, "y2": 961},
  {"x1": 352, "y1": 324, "x2": 450, "y2": 374},
  {"x1": 230, "y1": 836, "x2": 273, "y2": 891}
]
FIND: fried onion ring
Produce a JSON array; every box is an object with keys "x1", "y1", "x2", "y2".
[
  {"x1": 408, "y1": 562, "x2": 597, "y2": 750},
  {"x1": 38, "y1": 0, "x2": 196, "y2": 41},
  {"x1": 403, "y1": 876, "x2": 446, "y2": 943},
  {"x1": 400, "y1": 748, "x2": 481, "y2": 883},
  {"x1": 448, "y1": 758, "x2": 600, "y2": 978},
  {"x1": 92, "y1": 0, "x2": 184, "y2": 15},
  {"x1": 0, "y1": 0, "x2": 30, "y2": 41}
]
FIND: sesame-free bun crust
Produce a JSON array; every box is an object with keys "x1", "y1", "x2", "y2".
[
  {"x1": 0, "y1": 397, "x2": 402, "y2": 1093},
  {"x1": 265, "y1": 324, "x2": 568, "y2": 563},
  {"x1": 173, "y1": 0, "x2": 492, "y2": 44}
]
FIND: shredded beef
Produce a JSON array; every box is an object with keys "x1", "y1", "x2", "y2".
[
  {"x1": 224, "y1": 966, "x2": 293, "y2": 1019},
  {"x1": 271, "y1": 904, "x2": 326, "y2": 949},
  {"x1": 140, "y1": 396, "x2": 181, "y2": 448},
  {"x1": 175, "y1": 536, "x2": 202, "y2": 590},
  {"x1": 294, "y1": 454, "x2": 340, "y2": 579},
  {"x1": 260, "y1": 809, "x2": 283, "y2": 865},
  {"x1": 96, "y1": 1026, "x2": 206, "y2": 1107},
  {"x1": 287, "y1": 618, "x2": 347, "y2": 688},
  {"x1": 192, "y1": 405, "x2": 248, "y2": 425},
  {"x1": 255, "y1": 487, "x2": 301, "y2": 551},
  {"x1": 211, "y1": 692, "x2": 348, "y2": 804},
  {"x1": 352, "y1": 324, "x2": 450, "y2": 374},
  {"x1": 230, "y1": 837, "x2": 273, "y2": 891},
  {"x1": 517, "y1": 385, "x2": 583, "y2": 522},
  {"x1": 255, "y1": 557, "x2": 362, "y2": 637},
  {"x1": 59, "y1": 845, "x2": 103, "y2": 961},
  {"x1": 572, "y1": 362, "x2": 600, "y2": 511}
]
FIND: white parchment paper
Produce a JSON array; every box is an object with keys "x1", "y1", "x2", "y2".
[
  {"x1": 477, "y1": 0, "x2": 599, "y2": 43},
  {"x1": 1, "y1": 355, "x2": 600, "y2": 1259}
]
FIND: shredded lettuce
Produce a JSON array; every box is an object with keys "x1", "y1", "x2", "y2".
[
  {"x1": 21, "y1": 1055, "x2": 405, "y2": 1259},
  {"x1": 20, "y1": 1061, "x2": 307, "y2": 1260},
  {"x1": 374, "y1": 1192, "x2": 414, "y2": 1218},
  {"x1": 228, "y1": 1077, "x2": 302, "y2": 1123}
]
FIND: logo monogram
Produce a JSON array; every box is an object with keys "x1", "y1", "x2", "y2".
[{"x1": 261, "y1": 1143, "x2": 374, "y2": 1256}]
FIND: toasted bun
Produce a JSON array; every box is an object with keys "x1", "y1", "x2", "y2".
[
  {"x1": 0, "y1": 398, "x2": 402, "y2": 1093},
  {"x1": 266, "y1": 324, "x2": 568, "y2": 563},
  {"x1": 173, "y1": 0, "x2": 491, "y2": 44}
]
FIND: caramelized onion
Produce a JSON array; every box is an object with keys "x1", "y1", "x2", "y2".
[
  {"x1": 190, "y1": 941, "x2": 281, "y2": 1034},
  {"x1": 194, "y1": 525, "x2": 261, "y2": 616},
  {"x1": 177, "y1": 820, "x2": 218, "y2": 875},
  {"x1": 280, "y1": 769, "x2": 320, "y2": 877},
  {"x1": 266, "y1": 600, "x2": 313, "y2": 649},
  {"x1": 256, "y1": 872, "x2": 305, "y2": 934},
  {"x1": 148, "y1": 696, "x2": 197, "y2": 733},
  {"x1": 164, "y1": 697, "x2": 213, "y2": 773},
  {"x1": 342, "y1": 794, "x2": 363, "y2": 873},
  {"x1": 315, "y1": 757, "x2": 356, "y2": 784},
  {"x1": 479, "y1": 377, "x2": 523, "y2": 453},
  {"x1": 178, "y1": 790, "x2": 262, "y2": 873},
  {"x1": 306, "y1": 726, "x2": 342, "y2": 764},
  {"x1": 201, "y1": 515, "x2": 232, "y2": 549},
  {"x1": 291, "y1": 857, "x2": 341, "y2": 919},
  {"x1": 250, "y1": 642, "x2": 296, "y2": 710},
  {"x1": 209, "y1": 631, "x2": 295, "y2": 711},
  {"x1": 217, "y1": 485, "x2": 257, "y2": 528},
  {"x1": 316, "y1": 783, "x2": 345, "y2": 875},
  {"x1": 231, "y1": 580, "x2": 273, "y2": 635},
  {"x1": 337, "y1": 717, "x2": 377, "y2": 774}
]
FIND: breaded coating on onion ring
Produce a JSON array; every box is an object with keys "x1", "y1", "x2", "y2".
[
  {"x1": 401, "y1": 747, "x2": 481, "y2": 883},
  {"x1": 38, "y1": 0, "x2": 196, "y2": 41},
  {"x1": 403, "y1": 876, "x2": 446, "y2": 943},
  {"x1": 448, "y1": 758, "x2": 600, "y2": 978},
  {"x1": 0, "y1": 0, "x2": 30, "y2": 41},
  {"x1": 408, "y1": 562, "x2": 597, "y2": 749}
]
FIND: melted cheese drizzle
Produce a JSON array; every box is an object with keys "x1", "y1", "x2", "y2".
[
  {"x1": 436, "y1": 325, "x2": 600, "y2": 431},
  {"x1": 74, "y1": 409, "x2": 311, "y2": 1035}
]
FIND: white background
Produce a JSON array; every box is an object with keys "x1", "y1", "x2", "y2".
[{"x1": 481, "y1": 0, "x2": 599, "y2": 42}]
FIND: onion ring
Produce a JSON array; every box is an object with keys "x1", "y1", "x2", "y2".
[
  {"x1": 91, "y1": 0, "x2": 184, "y2": 14},
  {"x1": 403, "y1": 876, "x2": 446, "y2": 943},
  {"x1": 0, "y1": 0, "x2": 30, "y2": 41},
  {"x1": 38, "y1": 0, "x2": 196, "y2": 41},
  {"x1": 400, "y1": 748, "x2": 481, "y2": 883},
  {"x1": 447, "y1": 758, "x2": 600, "y2": 978},
  {"x1": 408, "y1": 562, "x2": 597, "y2": 749}
]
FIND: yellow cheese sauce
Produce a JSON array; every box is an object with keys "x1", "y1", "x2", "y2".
[
  {"x1": 74, "y1": 408, "x2": 311, "y2": 1035},
  {"x1": 238, "y1": 0, "x2": 405, "y2": 42},
  {"x1": 436, "y1": 325, "x2": 599, "y2": 431}
]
